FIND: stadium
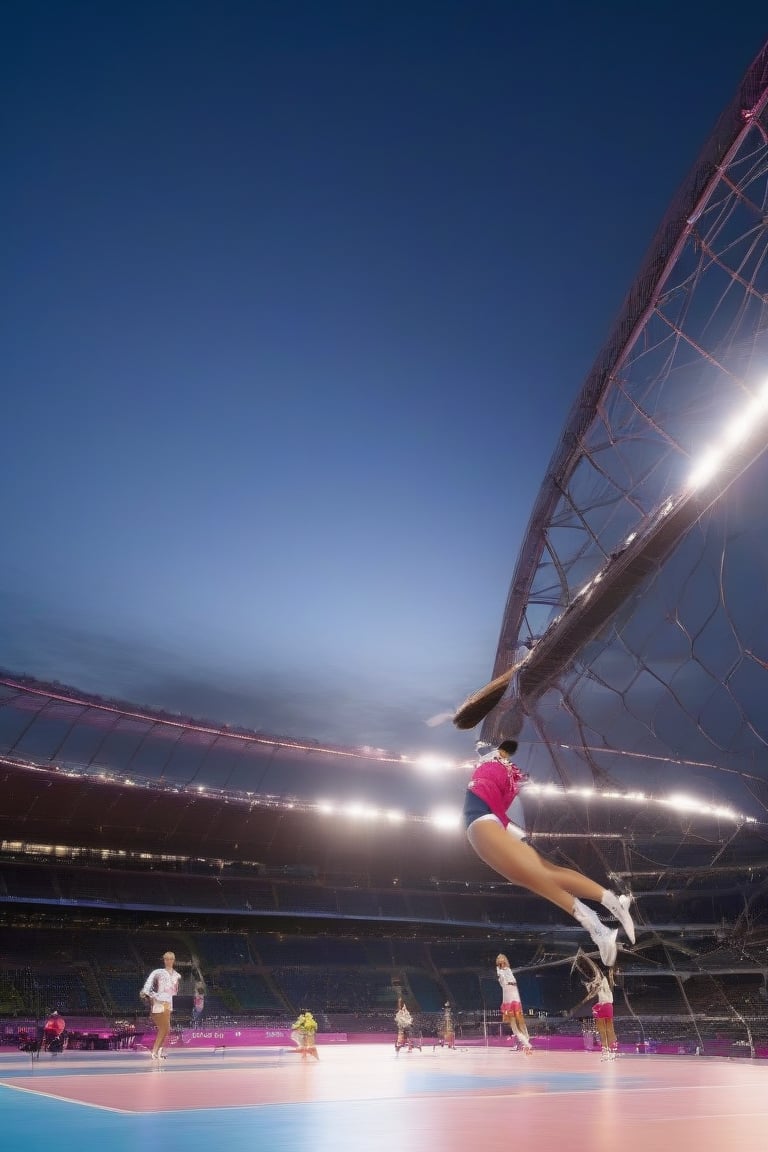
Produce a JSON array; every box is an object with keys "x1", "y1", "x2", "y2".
[
  {"x1": 2, "y1": 667, "x2": 768, "y2": 1053},
  {"x1": 4, "y1": 25, "x2": 768, "y2": 1152}
]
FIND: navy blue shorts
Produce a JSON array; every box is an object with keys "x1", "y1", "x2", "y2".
[{"x1": 463, "y1": 790, "x2": 494, "y2": 830}]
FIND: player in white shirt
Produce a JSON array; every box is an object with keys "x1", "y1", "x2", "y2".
[
  {"x1": 574, "y1": 951, "x2": 619, "y2": 1061},
  {"x1": 496, "y1": 953, "x2": 533, "y2": 1054},
  {"x1": 140, "y1": 950, "x2": 181, "y2": 1060}
]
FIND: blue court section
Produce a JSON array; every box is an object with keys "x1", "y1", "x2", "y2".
[
  {"x1": 0, "y1": 1050, "x2": 633, "y2": 1152},
  {"x1": 3, "y1": 1092, "x2": 366, "y2": 1152}
]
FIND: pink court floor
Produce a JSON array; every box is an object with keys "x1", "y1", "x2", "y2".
[{"x1": 2, "y1": 1043, "x2": 767, "y2": 1152}]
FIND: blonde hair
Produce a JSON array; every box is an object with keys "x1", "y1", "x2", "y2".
[
  {"x1": 496, "y1": 953, "x2": 509, "y2": 966},
  {"x1": 163, "y1": 952, "x2": 176, "y2": 962}
]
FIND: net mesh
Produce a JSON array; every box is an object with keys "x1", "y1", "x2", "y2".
[{"x1": 483, "y1": 49, "x2": 768, "y2": 1050}]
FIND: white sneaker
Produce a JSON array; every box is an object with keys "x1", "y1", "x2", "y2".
[
  {"x1": 593, "y1": 925, "x2": 618, "y2": 967},
  {"x1": 620, "y1": 894, "x2": 635, "y2": 943},
  {"x1": 603, "y1": 892, "x2": 636, "y2": 944}
]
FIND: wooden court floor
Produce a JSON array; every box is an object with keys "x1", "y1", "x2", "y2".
[{"x1": 2, "y1": 1043, "x2": 767, "y2": 1152}]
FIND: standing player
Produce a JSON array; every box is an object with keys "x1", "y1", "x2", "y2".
[
  {"x1": 291, "y1": 1010, "x2": 320, "y2": 1060},
  {"x1": 140, "y1": 950, "x2": 181, "y2": 1061},
  {"x1": 440, "y1": 1001, "x2": 456, "y2": 1049},
  {"x1": 394, "y1": 1000, "x2": 415, "y2": 1053},
  {"x1": 43, "y1": 1010, "x2": 66, "y2": 1052},
  {"x1": 495, "y1": 954, "x2": 533, "y2": 1054},
  {"x1": 579, "y1": 954, "x2": 619, "y2": 1061},
  {"x1": 463, "y1": 740, "x2": 634, "y2": 966}
]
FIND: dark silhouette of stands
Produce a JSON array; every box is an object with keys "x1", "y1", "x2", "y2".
[
  {"x1": 2, "y1": 917, "x2": 767, "y2": 1057},
  {"x1": 1, "y1": 845, "x2": 767, "y2": 1055},
  {"x1": 0, "y1": 852, "x2": 556, "y2": 927}
]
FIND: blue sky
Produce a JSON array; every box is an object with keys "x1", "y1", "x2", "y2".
[{"x1": 2, "y1": 1, "x2": 766, "y2": 757}]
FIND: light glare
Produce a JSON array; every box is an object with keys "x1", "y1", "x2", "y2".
[
  {"x1": 429, "y1": 808, "x2": 461, "y2": 830},
  {"x1": 413, "y1": 754, "x2": 456, "y2": 773},
  {"x1": 688, "y1": 445, "x2": 724, "y2": 489}
]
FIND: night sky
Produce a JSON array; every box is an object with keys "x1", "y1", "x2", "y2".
[{"x1": 2, "y1": 1, "x2": 766, "y2": 758}]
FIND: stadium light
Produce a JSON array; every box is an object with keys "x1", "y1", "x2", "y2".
[
  {"x1": 132, "y1": 776, "x2": 757, "y2": 835},
  {"x1": 512, "y1": 782, "x2": 752, "y2": 825},
  {"x1": 687, "y1": 445, "x2": 724, "y2": 490},
  {"x1": 342, "y1": 802, "x2": 379, "y2": 821},
  {"x1": 687, "y1": 380, "x2": 768, "y2": 490},
  {"x1": 411, "y1": 754, "x2": 457, "y2": 773},
  {"x1": 428, "y1": 808, "x2": 462, "y2": 831},
  {"x1": 664, "y1": 792, "x2": 702, "y2": 812}
]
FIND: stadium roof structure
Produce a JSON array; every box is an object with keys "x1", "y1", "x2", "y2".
[
  {"x1": 482, "y1": 40, "x2": 768, "y2": 834},
  {"x1": 2, "y1": 672, "x2": 768, "y2": 920},
  {"x1": 0, "y1": 673, "x2": 474, "y2": 862}
]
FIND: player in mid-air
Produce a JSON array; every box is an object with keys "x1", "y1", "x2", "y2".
[{"x1": 463, "y1": 740, "x2": 634, "y2": 967}]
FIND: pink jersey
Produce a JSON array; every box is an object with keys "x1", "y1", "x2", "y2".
[
  {"x1": 44, "y1": 1015, "x2": 65, "y2": 1037},
  {"x1": 467, "y1": 758, "x2": 528, "y2": 828}
]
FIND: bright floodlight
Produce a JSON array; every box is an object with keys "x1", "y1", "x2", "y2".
[
  {"x1": 723, "y1": 406, "x2": 757, "y2": 448},
  {"x1": 343, "y1": 802, "x2": 379, "y2": 821},
  {"x1": 429, "y1": 808, "x2": 461, "y2": 831},
  {"x1": 688, "y1": 381, "x2": 768, "y2": 489},
  {"x1": 413, "y1": 754, "x2": 456, "y2": 773},
  {"x1": 687, "y1": 445, "x2": 725, "y2": 490},
  {"x1": 664, "y1": 792, "x2": 703, "y2": 812}
]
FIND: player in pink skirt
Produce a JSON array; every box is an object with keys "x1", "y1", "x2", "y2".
[{"x1": 577, "y1": 952, "x2": 618, "y2": 1060}]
